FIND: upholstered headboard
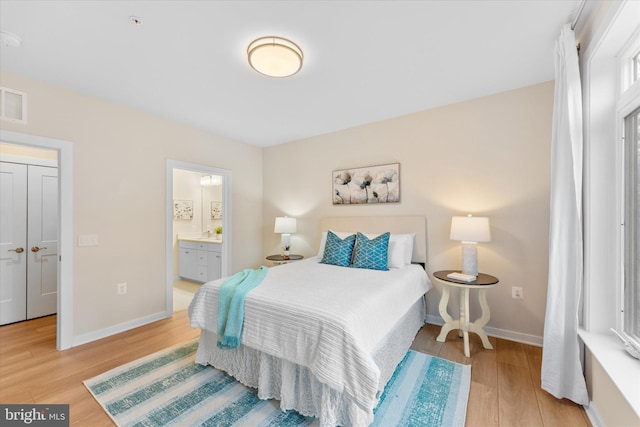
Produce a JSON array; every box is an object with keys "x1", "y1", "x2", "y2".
[{"x1": 319, "y1": 216, "x2": 427, "y2": 264}]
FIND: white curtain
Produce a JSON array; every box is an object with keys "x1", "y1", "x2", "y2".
[{"x1": 541, "y1": 24, "x2": 589, "y2": 405}]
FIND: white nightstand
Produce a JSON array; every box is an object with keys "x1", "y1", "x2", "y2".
[{"x1": 433, "y1": 270, "x2": 499, "y2": 357}]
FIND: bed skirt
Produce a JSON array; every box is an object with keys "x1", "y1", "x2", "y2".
[{"x1": 194, "y1": 297, "x2": 426, "y2": 427}]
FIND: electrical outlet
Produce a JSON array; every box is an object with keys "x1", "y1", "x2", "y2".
[
  {"x1": 512, "y1": 286, "x2": 523, "y2": 299},
  {"x1": 117, "y1": 282, "x2": 127, "y2": 295}
]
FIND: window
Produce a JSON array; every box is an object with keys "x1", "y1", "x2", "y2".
[
  {"x1": 619, "y1": 25, "x2": 640, "y2": 351},
  {"x1": 619, "y1": 26, "x2": 640, "y2": 92},
  {"x1": 581, "y1": 1, "x2": 640, "y2": 418},
  {"x1": 623, "y1": 106, "x2": 640, "y2": 347}
]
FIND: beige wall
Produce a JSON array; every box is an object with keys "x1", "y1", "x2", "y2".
[
  {"x1": 0, "y1": 70, "x2": 263, "y2": 337},
  {"x1": 263, "y1": 81, "x2": 554, "y2": 341},
  {"x1": 584, "y1": 348, "x2": 639, "y2": 427}
]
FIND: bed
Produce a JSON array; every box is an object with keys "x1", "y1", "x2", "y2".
[{"x1": 188, "y1": 216, "x2": 432, "y2": 426}]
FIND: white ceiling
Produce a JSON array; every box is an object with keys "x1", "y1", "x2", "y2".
[{"x1": 0, "y1": 1, "x2": 581, "y2": 147}]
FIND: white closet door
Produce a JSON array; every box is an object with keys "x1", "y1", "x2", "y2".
[
  {"x1": 27, "y1": 165, "x2": 58, "y2": 319},
  {"x1": 0, "y1": 162, "x2": 27, "y2": 325}
]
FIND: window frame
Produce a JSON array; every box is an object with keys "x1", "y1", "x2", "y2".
[
  {"x1": 621, "y1": 106, "x2": 640, "y2": 348},
  {"x1": 616, "y1": 26, "x2": 640, "y2": 349},
  {"x1": 580, "y1": 1, "x2": 640, "y2": 419},
  {"x1": 618, "y1": 26, "x2": 640, "y2": 91}
]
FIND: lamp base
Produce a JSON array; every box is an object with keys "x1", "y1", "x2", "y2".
[
  {"x1": 280, "y1": 234, "x2": 292, "y2": 259},
  {"x1": 461, "y1": 242, "x2": 478, "y2": 277}
]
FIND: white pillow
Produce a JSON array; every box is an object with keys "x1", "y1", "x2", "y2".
[
  {"x1": 401, "y1": 233, "x2": 416, "y2": 265},
  {"x1": 317, "y1": 230, "x2": 415, "y2": 269},
  {"x1": 380, "y1": 233, "x2": 415, "y2": 269}
]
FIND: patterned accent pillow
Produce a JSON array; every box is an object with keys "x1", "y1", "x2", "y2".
[
  {"x1": 351, "y1": 232, "x2": 390, "y2": 271},
  {"x1": 317, "y1": 230, "x2": 356, "y2": 258},
  {"x1": 320, "y1": 231, "x2": 356, "y2": 267}
]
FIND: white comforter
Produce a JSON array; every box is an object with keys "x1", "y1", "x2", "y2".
[{"x1": 188, "y1": 257, "x2": 431, "y2": 414}]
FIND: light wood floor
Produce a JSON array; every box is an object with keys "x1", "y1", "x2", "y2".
[
  {"x1": 0, "y1": 312, "x2": 590, "y2": 426},
  {"x1": 410, "y1": 325, "x2": 591, "y2": 427}
]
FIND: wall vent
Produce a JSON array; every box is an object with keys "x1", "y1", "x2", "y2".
[{"x1": 0, "y1": 87, "x2": 27, "y2": 123}]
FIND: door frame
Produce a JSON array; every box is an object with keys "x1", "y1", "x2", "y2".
[
  {"x1": 165, "y1": 160, "x2": 232, "y2": 313},
  {"x1": 0, "y1": 129, "x2": 73, "y2": 350}
]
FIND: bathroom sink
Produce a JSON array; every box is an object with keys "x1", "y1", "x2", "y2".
[{"x1": 182, "y1": 237, "x2": 222, "y2": 243}]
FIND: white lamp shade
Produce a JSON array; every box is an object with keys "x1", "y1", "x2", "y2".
[
  {"x1": 450, "y1": 216, "x2": 491, "y2": 243},
  {"x1": 274, "y1": 217, "x2": 297, "y2": 234}
]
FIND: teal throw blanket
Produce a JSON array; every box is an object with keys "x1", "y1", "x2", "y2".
[{"x1": 217, "y1": 266, "x2": 268, "y2": 349}]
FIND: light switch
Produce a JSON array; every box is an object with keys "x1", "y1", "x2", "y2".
[{"x1": 79, "y1": 234, "x2": 99, "y2": 246}]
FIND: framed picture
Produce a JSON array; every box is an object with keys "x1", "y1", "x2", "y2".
[
  {"x1": 211, "y1": 201, "x2": 222, "y2": 219},
  {"x1": 333, "y1": 163, "x2": 400, "y2": 204},
  {"x1": 173, "y1": 200, "x2": 193, "y2": 220}
]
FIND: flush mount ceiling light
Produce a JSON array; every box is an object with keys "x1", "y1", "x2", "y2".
[{"x1": 247, "y1": 36, "x2": 303, "y2": 78}]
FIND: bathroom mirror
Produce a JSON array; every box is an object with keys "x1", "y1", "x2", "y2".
[
  {"x1": 172, "y1": 170, "x2": 223, "y2": 236},
  {"x1": 201, "y1": 180, "x2": 222, "y2": 234}
]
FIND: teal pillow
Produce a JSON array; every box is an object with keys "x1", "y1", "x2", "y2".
[
  {"x1": 351, "y1": 232, "x2": 390, "y2": 271},
  {"x1": 320, "y1": 231, "x2": 356, "y2": 267}
]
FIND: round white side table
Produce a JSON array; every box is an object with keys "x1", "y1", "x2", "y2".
[{"x1": 433, "y1": 270, "x2": 499, "y2": 357}]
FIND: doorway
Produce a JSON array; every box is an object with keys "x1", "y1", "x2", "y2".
[
  {"x1": 172, "y1": 169, "x2": 223, "y2": 311},
  {"x1": 165, "y1": 160, "x2": 232, "y2": 314},
  {"x1": 0, "y1": 130, "x2": 73, "y2": 350}
]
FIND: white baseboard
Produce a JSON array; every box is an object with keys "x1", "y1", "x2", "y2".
[
  {"x1": 72, "y1": 311, "x2": 172, "y2": 347},
  {"x1": 584, "y1": 401, "x2": 604, "y2": 427},
  {"x1": 425, "y1": 314, "x2": 543, "y2": 347}
]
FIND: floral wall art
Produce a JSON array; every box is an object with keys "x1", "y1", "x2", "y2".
[
  {"x1": 211, "y1": 201, "x2": 222, "y2": 219},
  {"x1": 333, "y1": 163, "x2": 400, "y2": 204},
  {"x1": 173, "y1": 200, "x2": 193, "y2": 220}
]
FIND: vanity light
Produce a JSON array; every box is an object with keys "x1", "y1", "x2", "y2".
[
  {"x1": 247, "y1": 36, "x2": 303, "y2": 78},
  {"x1": 200, "y1": 175, "x2": 222, "y2": 186}
]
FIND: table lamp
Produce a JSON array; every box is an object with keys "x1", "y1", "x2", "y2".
[
  {"x1": 274, "y1": 216, "x2": 297, "y2": 257},
  {"x1": 450, "y1": 215, "x2": 491, "y2": 277}
]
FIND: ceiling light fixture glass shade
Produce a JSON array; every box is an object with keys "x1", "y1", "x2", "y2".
[{"x1": 247, "y1": 36, "x2": 303, "y2": 78}]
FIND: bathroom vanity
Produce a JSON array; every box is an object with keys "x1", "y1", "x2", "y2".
[{"x1": 178, "y1": 238, "x2": 222, "y2": 282}]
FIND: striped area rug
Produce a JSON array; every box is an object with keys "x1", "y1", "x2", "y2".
[{"x1": 84, "y1": 339, "x2": 470, "y2": 426}]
